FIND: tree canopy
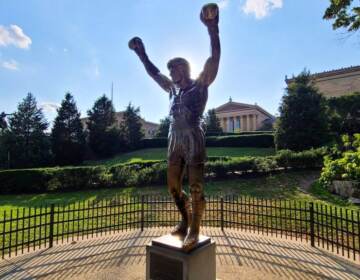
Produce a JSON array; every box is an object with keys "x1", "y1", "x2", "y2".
[
  {"x1": 51, "y1": 92, "x2": 86, "y2": 165},
  {"x1": 323, "y1": 0, "x2": 360, "y2": 32},
  {"x1": 275, "y1": 71, "x2": 330, "y2": 151},
  {"x1": 87, "y1": 95, "x2": 120, "y2": 158},
  {"x1": 6, "y1": 93, "x2": 50, "y2": 168},
  {"x1": 120, "y1": 103, "x2": 144, "y2": 150},
  {"x1": 205, "y1": 108, "x2": 222, "y2": 135}
]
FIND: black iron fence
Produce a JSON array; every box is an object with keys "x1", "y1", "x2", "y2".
[{"x1": 1, "y1": 195, "x2": 359, "y2": 261}]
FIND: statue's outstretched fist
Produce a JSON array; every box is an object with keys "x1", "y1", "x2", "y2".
[
  {"x1": 200, "y1": 3, "x2": 219, "y2": 26},
  {"x1": 128, "y1": 37, "x2": 145, "y2": 55}
]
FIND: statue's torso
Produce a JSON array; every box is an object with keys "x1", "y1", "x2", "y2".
[{"x1": 169, "y1": 81, "x2": 208, "y2": 131}]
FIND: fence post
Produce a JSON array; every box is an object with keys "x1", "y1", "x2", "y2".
[
  {"x1": 309, "y1": 202, "x2": 315, "y2": 247},
  {"x1": 141, "y1": 195, "x2": 145, "y2": 232},
  {"x1": 49, "y1": 204, "x2": 55, "y2": 248},
  {"x1": 220, "y1": 197, "x2": 224, "y2": 231}
]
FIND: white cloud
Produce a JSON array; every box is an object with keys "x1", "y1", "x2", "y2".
[
  {"x1": 94, "y1": 64, "x2": 100, "y2": 77},
  {"x1": 0, "y1": 25, "x2": 32, "y2": 49},
  {"x1": 2, "y1": 59, "x2": 19, "y2": 71},
  {"x1": 217, "y1": 0, "x2": 229, "y2": 9},
  {"x1": 242, "y1": 0, "x2": 283, "y2": 19},
  {"x1": 40, "y1": 102, "x2": 60, "y2": 113}
]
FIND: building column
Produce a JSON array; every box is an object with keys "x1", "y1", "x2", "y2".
[
  {"x1": 222, "y1": 118, "x2": 227, "y2": 132},
  {"x1": 254, "y1": 114, "x2": 258, "y2": 131},
  {"x1": 247, "y1": 115, "x2": 250, "y2": 131}
]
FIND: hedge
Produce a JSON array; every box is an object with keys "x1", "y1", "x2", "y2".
[
  {"x1": 0, "y1": 148, "x2": 326, "y2": 194},
  {"x1": 206, "y1": 134, "x2": 274, "y2": 148},
  {"x1": 140, "y1": 134, "x2": 274, "y2": 149}
]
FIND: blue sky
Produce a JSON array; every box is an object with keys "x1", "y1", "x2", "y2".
[{"x1": 0, "y1": 0, "x2": 359, "y2": 125}]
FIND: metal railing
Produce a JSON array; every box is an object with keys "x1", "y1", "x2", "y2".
[{"x1": 1, "y1": 195, "x2": 359, "y2": 261}]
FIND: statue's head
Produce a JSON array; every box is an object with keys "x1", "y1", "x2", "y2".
[{"x1": 167, "y1": 57, "x2": 191, "y2": 84}]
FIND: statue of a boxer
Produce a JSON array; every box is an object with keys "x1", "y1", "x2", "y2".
[{"x1": 129, "y1": 3, "x2": 220, "y2": 252}]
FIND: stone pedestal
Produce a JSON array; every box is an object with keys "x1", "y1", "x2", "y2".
[{"x1": 146, "y1": 234, "x2": 216, "y2": 280}]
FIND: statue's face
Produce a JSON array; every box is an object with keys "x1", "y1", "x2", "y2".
[{"x1": 169, "y1": 64, "x2": 190, "y2": 84}]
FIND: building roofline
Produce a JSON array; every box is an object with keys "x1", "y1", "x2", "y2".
[
  {"x1": 285, "y1": 65, "x2": 360, "y2": 83},
  {"x1": 215, "y1": 101, "x2": 275, "y2": 119}
]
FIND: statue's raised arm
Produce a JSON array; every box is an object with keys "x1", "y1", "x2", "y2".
[
  {"x1": 128, "y1": 37, "x2": 174, "y2": 93},
  {"x1": 197, "y1": 3, "x2": 221, "y2": 86}
]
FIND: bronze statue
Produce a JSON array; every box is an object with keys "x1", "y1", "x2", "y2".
[{"x1": 129, "y1": 3, "x2": 220, "y2": 252}]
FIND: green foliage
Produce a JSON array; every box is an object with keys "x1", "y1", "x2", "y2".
[
  {"x1": 206, "y1": 134, "x2": 274, "y2": 148},
  {"x1": 155, "y1": 117, "x2": 170, "y2": 137},
  {"x1": 0, "y1": 112, "x2": 7, "y2": 131},
  {"x1": 87, "y1": 95, "x2": 122, "y2": 158},
  {"x1": 120, "y1": 103, "x2": 144, "y2": 150},
  {"x1": 275, "y1": 148, "x2": 327, "y2": 169},
  {"x1": 320, "y1": 134, "x2": 360, "y2": 187},
  {"x1": 0, "y1": 148, "x2": 325, "y2": 194},
  {"x1": 323, "y1": 0, "x2": 360, "y2": 32},
  {"x1": 6, "y1": 93, "x2": 51, "y2": 168},
  {"x1": 257, "y1": 118, "x2": 274, "y2": 131},
  {"x1": 327, "y1": 92, "x2": 360, "y2": 136},
  {"x1": 51, "y1": 93, "x2": 86, "y2": 165},
  {"x1": 204, "y1": 108, "x2": 222, "y2": 135},
  {"x1": 275, "y1": 71, "x2": 330, "y2": 151}
]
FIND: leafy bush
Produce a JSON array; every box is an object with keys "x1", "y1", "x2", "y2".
[{"x1": 320, "y1": 134, "x2": 360, "y2": 187}]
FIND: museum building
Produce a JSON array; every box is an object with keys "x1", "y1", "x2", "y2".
[
  {"x1": 215, "y1": 98, "x2": 275, "y2": 133},
  {"x1": 285, "y1": 65, "x2": 360, "y2": 98}
]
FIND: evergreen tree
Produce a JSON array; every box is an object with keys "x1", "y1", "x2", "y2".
[
  {"x1": 275, "y1": 71, "x2": 330, "y2": 151},
  {"x1": 51, "y1": 92, "x2": 86, "y2": 165},
  {"x1": 0, "y1": 112, "x2": 7, "y2": 131},
  {"x1": 205, "y1": 108, "x2": 222, "y2": 135},
  {"x1": 7, "y1": 93, "x2": 50, "y2": 168},
  {"x1": 87, "y1": 95, "x2": 120, "y2": 158},
  {"x1": 156, "y1": 117, "x2": 170, "y2": 137},
  {"x1": 120, "y1": 103, "x2": 144, "y2": 150}
]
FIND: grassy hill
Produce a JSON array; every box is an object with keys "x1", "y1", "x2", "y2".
[{"x1": 85, "y1": 147, "x2": 275, "y2": 166}]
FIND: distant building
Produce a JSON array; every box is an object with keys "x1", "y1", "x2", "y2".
[
  {"x1": 81, "y1": 112, "x2": 159, "y2": 138},
  {"x1": 215, "y1": 98, "x2": 275, "y2": 132},
  {"x1": 285, "y1": 65, "x2": 360, "y2": 98}
]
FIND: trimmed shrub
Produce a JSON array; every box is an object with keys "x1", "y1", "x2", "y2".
[
  {"x1": 206, "y1": 134, "x2": 274, "y2": 148},
  {"x1": 0, "y1": 147, "x2": 328, "y2": 194},
  {"x1": 275, "y1": 148, "x2": 327, "y2": 169}
]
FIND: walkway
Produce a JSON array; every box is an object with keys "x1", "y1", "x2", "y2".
[{"x1": 0, "y1": 228, "x2": 359, "y2": 280}]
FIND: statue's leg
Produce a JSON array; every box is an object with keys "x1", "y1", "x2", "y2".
[
  {"x1": 183, "y1": 163, "x2": 206, "y2": 251},
  {"x1": 168, "y1": 163, "x2": 191, "y2": 236}
]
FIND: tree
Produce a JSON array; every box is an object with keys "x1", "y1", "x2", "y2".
[
  {"x1": 51, "y1": 92, "x2": 86, "y2": 165},
  {"x1": 120, "y1": 103, "x2": 144, "y2": 150},
  {"x1": 204, "y1": 108, "x2": 222, "y2": 135},
  {"x1": 87, "y1": 95, "x2": 121, "y2": 158},
  {"x1": 0, "y1": 112, "x2": 7, "y2": 131},
  {"x1": 327, "y1": 92, "x2": 360, "y2": 136},
  {"x1": 275, "y1": 71, "x2": 330, "y2": 151},
  {"x1": 156, "y1": 117, "x2": 170, "y2": 137},
  {"x1": 257, "y1": 118, "x2": 274, "y2": 131},
  {"x1": 6, "y1": 93, "x2": 50, "y2": 168},
  {"x1": 323, "y1": 0, "x2": 360, "y2": 32}
]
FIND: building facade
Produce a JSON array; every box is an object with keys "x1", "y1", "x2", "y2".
[
  {"x1": 81, "y1": 112, "x2": 159, "y2": 138},
  {"x1": 285, "y1": 65, "x2": 360, "y2": 98},
  {"x1": 215, "y1": 99, "x2": 275, "y2": 132}
]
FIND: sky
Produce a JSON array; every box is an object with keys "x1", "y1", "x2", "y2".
[{"x1": 0, "y1": 0, "x2": 360, "y2": 125}]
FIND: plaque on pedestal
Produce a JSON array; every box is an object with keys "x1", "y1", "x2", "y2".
[{"x1": 146, "y1": 234, "x2": 216, "y2": 280}]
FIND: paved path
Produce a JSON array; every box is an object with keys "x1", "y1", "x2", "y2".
[{"x1": 0, "y1": 228, "x2": 359, "y2": 280}]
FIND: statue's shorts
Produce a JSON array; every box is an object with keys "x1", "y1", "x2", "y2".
[{"x1": 167, "y1": 127, "x2": 206, "y2": 166}]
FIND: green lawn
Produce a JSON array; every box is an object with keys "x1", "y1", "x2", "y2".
[{"x1": 85, "y1": 147, "x2": 275, "y2": 166}]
